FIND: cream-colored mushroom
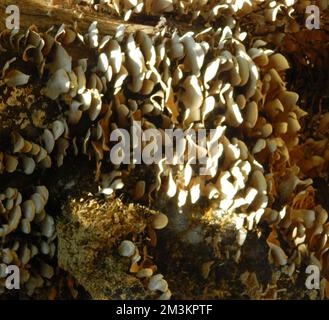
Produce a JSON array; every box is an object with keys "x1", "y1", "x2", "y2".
[
  {"x1": 118, "y1": 240, "x2": 136, "y2": 257},
  {"x1": 4, "y1": 69, "x2": 30, "y2": 87},
  {"x1": 151, "y1": 213, "x2": 169, "y2": 230},
  {"x1": 42, "y1": 69, "x2": 71, "y2": 100}
]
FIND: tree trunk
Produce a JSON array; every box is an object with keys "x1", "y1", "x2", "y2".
[{"x1": 0, "y1": 0, "x2": 154, "y2": 34}]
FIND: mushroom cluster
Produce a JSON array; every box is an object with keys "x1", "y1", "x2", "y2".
[
  {"x1": 0, "y1": 19, "x2": 274, "y2": 216},
  {"x1": 258, "y1": 108, "x2": 329, "y2": 295},
  {"x1": 232, "y1": 20, "x2": 329, "y2": 293},
  {"x1": 0, "y1": 186, "x2": 56, "y2": 296},
  {"x1": 118, "y1": 233, "x2": 171, "y2": 300},
  {"x1": 0, "y1": 123, "x2": 69, "y2": 175},
  {"x1": 0, "y1": 0, "x2": 328, "y2": 299},
  {"x1": 80, "y1": 0, "x2": 300, "y2": 23}
]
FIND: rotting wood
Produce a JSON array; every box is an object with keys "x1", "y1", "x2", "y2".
[{"x1": 0, "y1": 0, "x2": 155, "y2": 34}]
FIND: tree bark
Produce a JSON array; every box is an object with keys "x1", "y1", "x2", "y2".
[{"x1": 0, "y1": 0, "x2": 154, "y2": 35}]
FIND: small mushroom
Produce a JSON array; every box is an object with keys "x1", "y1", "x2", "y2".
[
  {"x1": 151, "y1": 213, "x2": 168, "y2": 230},
  {"x1": 118, "y1": 240, "x2": 136, "y2": 257}
]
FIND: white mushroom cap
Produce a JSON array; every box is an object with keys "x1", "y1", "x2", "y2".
[
  {"x1": 42, "y1": 69, "x2": 70, "y2": 100},
  {"x1": 118, "y1": 240, "x2": 136, "y2": 257}
]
